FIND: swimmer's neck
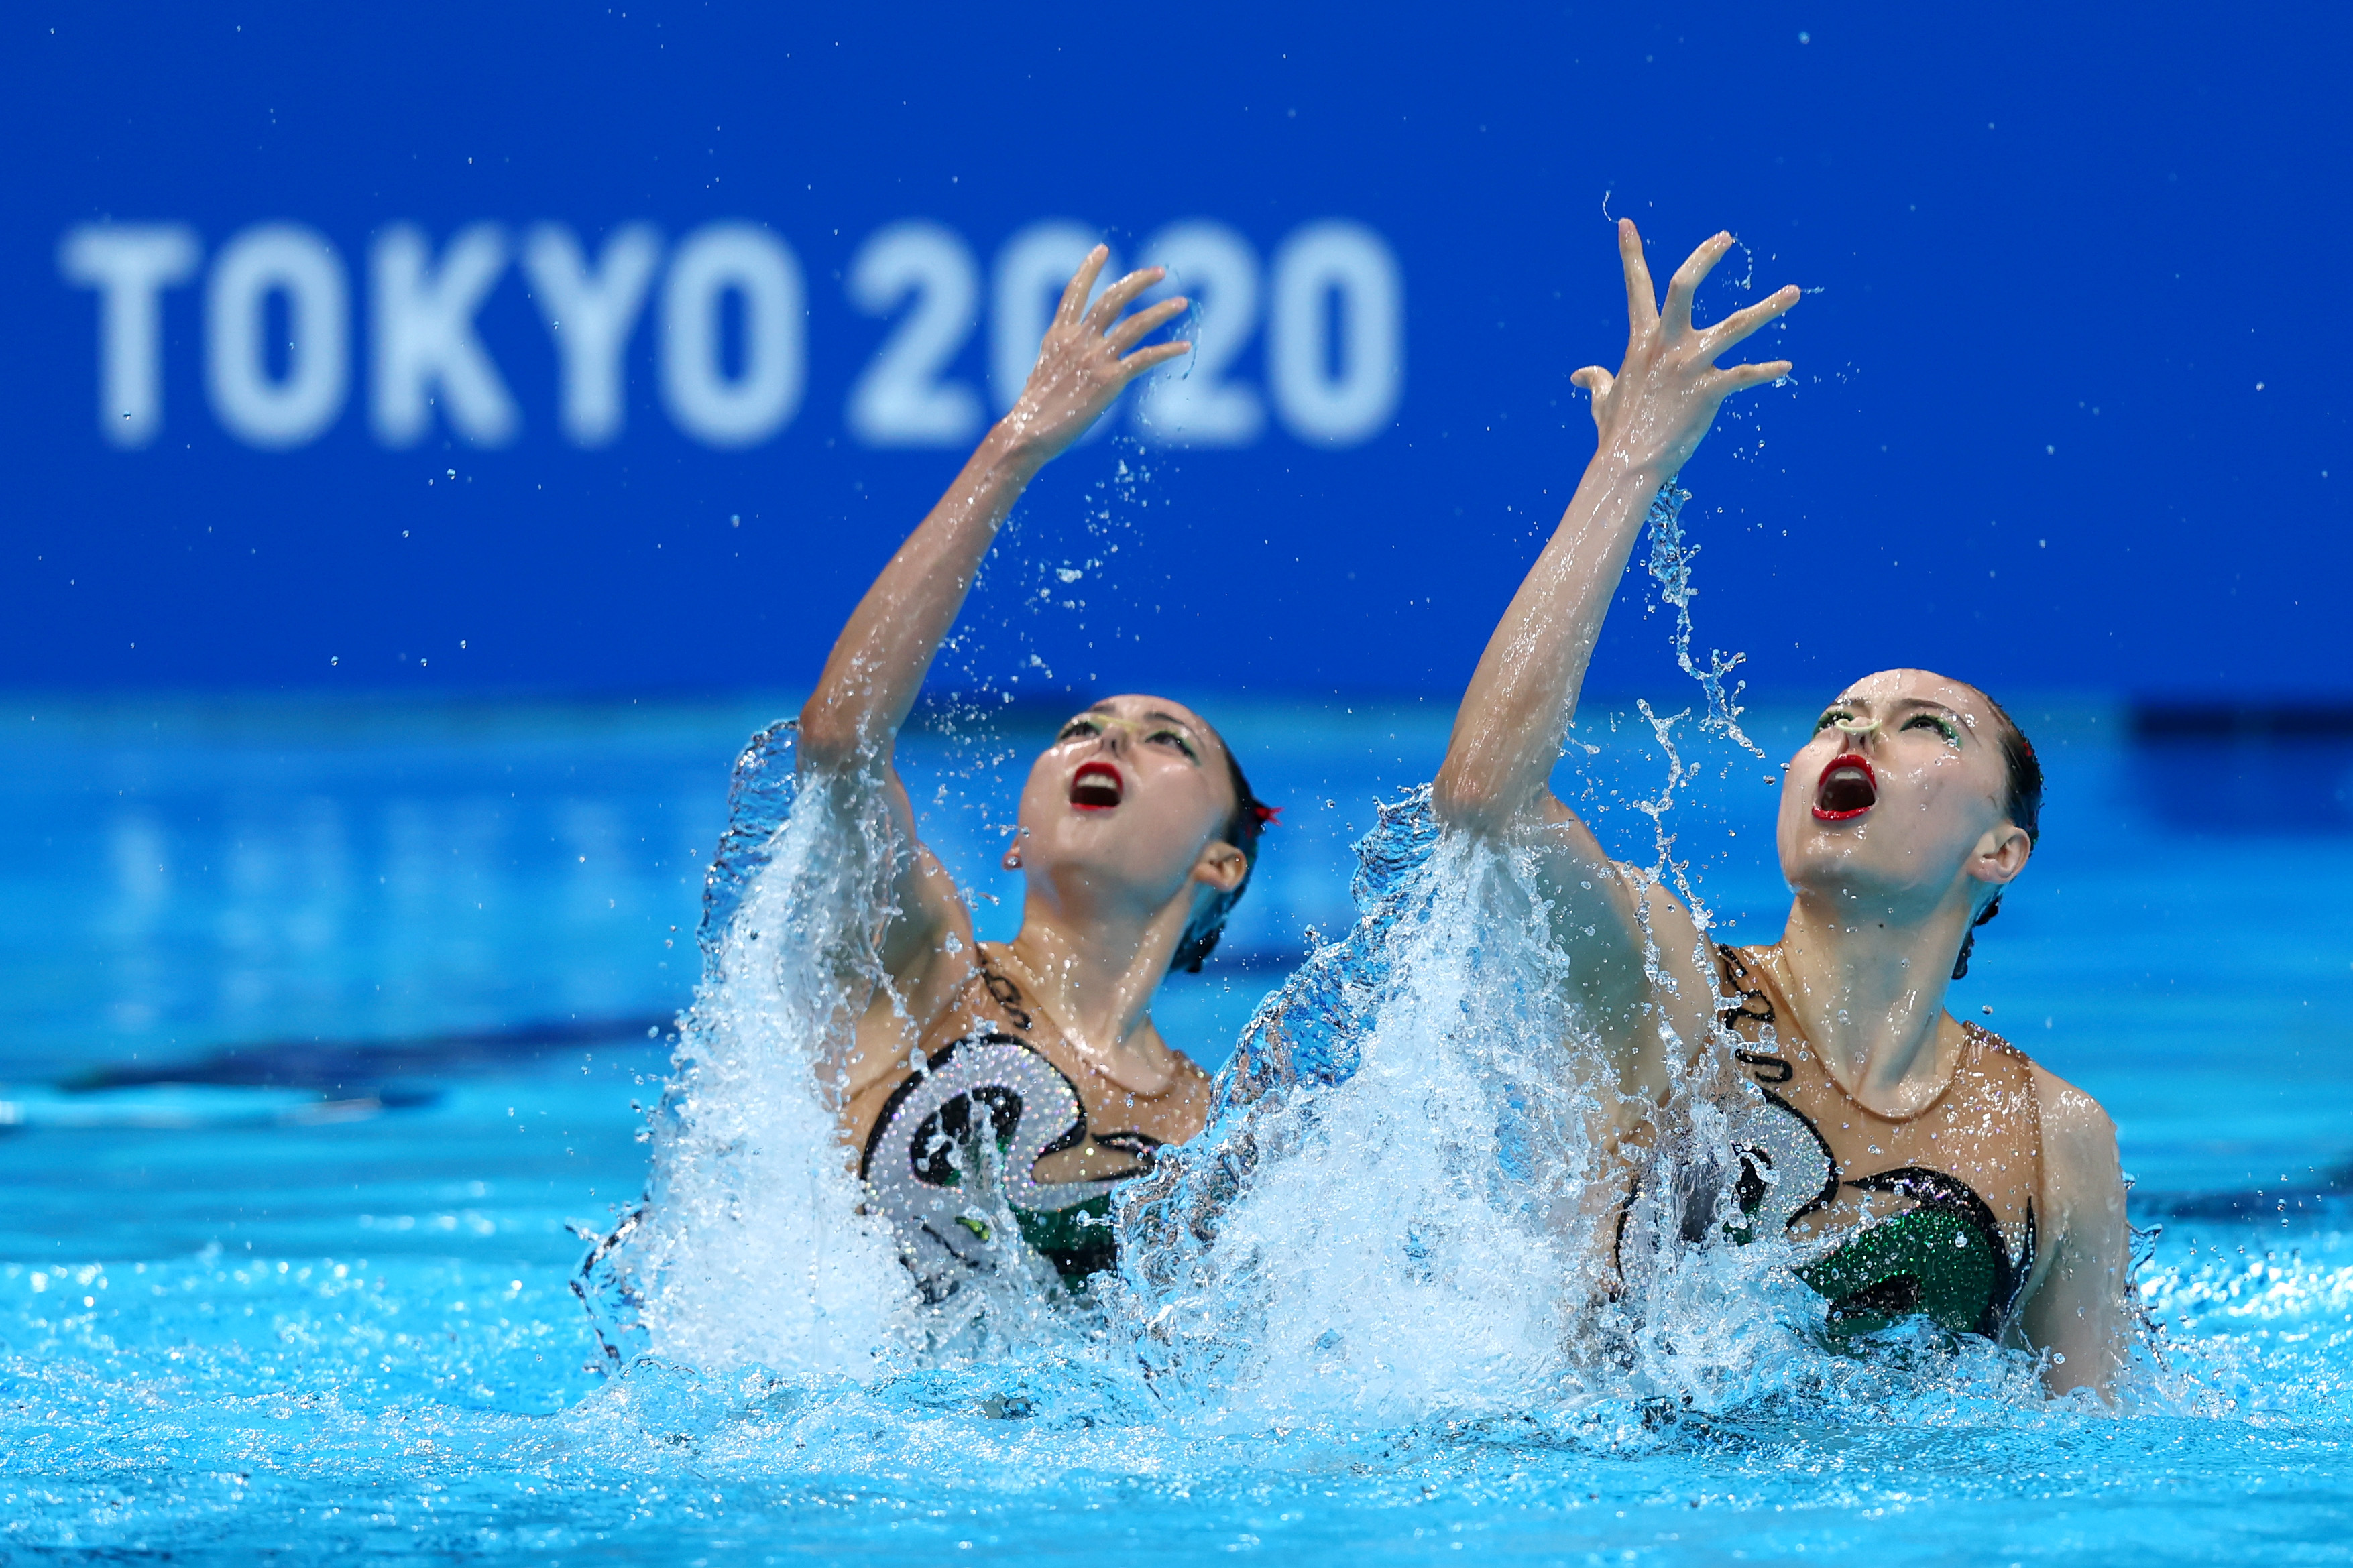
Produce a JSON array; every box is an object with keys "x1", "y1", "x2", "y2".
[
  {"x1": 1772, "y1": 886, "x2": 1979, "y2": 1106},
  {"x1": 991, "y1": 890, "x2": 1191, "y2": 1071}
]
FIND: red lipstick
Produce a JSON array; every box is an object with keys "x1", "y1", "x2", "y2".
[
  {"x1": 1812, "y1": 753, "x2": 1878, "y2": 821},
  {"x1": 1069, "y1": 760, "x2": 1124, "y2": 811}
]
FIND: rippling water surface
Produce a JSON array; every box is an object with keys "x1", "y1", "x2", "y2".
[{"x1": 1, "y1": 698, "x2": 2346, "y2": 1563}]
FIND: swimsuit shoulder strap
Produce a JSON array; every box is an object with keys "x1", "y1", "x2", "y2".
[
  {"x1": 1715, "y1": 943, "x2": 1784, "y2": 1038},
  {"x1": 908, "y1": 948, "x2": 1046, "y2": 1060}
]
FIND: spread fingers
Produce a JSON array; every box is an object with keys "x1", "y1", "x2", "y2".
[
  {"x1": 1701, "y1": 285, "x2": 1802, "y2": 358},
  {"x1": 1114, "y1": 339, "x2": 1192, "y2": 379},
  {"x1": 1711, "y1": 360, "x2": 1793, "y2": 394},
  {"x1": 1106, "y1": 294, "x2": 1189, "y2": 353},
  {"x1": 1085, "y1": 265, "x2": 1167, "y2": 333},
  {"x1": 1662, "y1": 232, "x2": 1735, "y2": 335},
  {"x1": 1617, "y1": 219, "x2": 1659, "y2": 332},
  {"x1": 1054, "y1": 245, "x2": 1111, "y2": 329}
]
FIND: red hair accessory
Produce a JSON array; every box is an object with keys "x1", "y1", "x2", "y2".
[{"x1": 1251, "y1": 802, "x2": 1281, "y2": 827}]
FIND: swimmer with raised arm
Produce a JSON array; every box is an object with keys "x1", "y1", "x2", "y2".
[
  {"x1": 1431, "y1": 221, "x2": 2131, "y2": 1396},
  {"x1": 800, "y1": 247, "x2": 1272, "y2": 1301}
]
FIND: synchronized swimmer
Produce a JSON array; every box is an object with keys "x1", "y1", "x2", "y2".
[
  {"x1": 770, "y1": 217, "x2": 2128, "y2": 1394},
  {"x1": 797, "y1": 247, "x2": 1265, "y2": 1299},
  {"x1": 1432, "y1": 221, "x2": 2128, "y2": 1396}
]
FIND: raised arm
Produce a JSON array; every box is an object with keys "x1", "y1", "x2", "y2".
[
  {"x1": 801, "y1": 247, "x2": 1187, "y2": 772},
  {"x1": 799, "y1": 247, "x2": 1187, "y2": 1010},
  {"x1": 1432, "y1": 221, "x2": 1797, "y2": 1080}
]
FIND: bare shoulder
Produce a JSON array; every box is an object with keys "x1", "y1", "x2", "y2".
[
  {"x1": 2029, "y1": 1060, "x2": 2121, "y2": 1159},
  {"x1": 1625, "y1": 873, "x2": 1712, "y2": 1004},
  {"x1": 2024, "y1": 1058, "x2": 2126, "y2": 1268},
  {"x1": 1969, "y1": 1030, "x2": 2120, "y2": 1152},
  {"x1": 1635, "y1": 871, "x2": 1707, "y2": 953}
]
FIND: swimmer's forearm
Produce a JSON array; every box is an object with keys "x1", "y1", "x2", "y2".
[
  {"x1": 801, "y1": 423, "x2": 1047, "y2": 768},
  {"x1": 801, "y1": 245, "x2": 1184, "y2": 770},
  {"x1": 1434, "y1": 446, "x2": 1665, "y2": 829},
  {"x1": 1439, "y1": 223, "x2": 1796, "y2": 831}
]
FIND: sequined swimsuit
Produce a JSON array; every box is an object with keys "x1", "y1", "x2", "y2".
[
  {"x1": 851, "y1": 952, "x2": 1193, "y2": 1302},
  {"x1": 1714, "y1": 944, "x2": 2043, "y2": 1343}
]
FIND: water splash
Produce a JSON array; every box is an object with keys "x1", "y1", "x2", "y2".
[
  {"x1": 577, "y1": 721, "x2": 1125, "y2": 1376},
  {"x1": 1116, "y1": 788, "x2": 1811, "y2": 1425},
  {"x1": 576, "y1": 722, "x2": 914, "y2": 1376},
  {"x1": 1643, "y1": 479, "x2": 1762, "y2": 758},
  {"x1": 567, "y1": 475, "x2": 2291, "y2": 1449}
]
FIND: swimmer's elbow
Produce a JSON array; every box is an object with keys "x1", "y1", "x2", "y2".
[
  {"x1": 1431, "y1": 762, "x2": 1520, "y2": 835},
  {"x1": 797, "y1": 696, "x2": 874, "y2": 772}
]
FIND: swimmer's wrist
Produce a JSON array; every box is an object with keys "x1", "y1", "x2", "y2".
[
  {"x1": 981, "y1": 418, "x2": 1054, "y2": 474},
  {"x1": 1587, "y1": 444, "x2": 1668, "y2": 498}
]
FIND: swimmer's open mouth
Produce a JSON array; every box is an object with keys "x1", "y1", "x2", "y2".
[
  {"x1": 1069, "y1": 760, "x2": 1124, "y2": 811},
  {"x1": 1813, "y1": 753, "x2": 1877, "y2": 821}
]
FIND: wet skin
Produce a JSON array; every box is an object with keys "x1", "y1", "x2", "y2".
[
  {"x1": 837, "y1": 692, "x2": 1236, "y2": 1168},
  {"x1": 793, "y1": 241, "x2": 1250, "y2": 1174},
  {"x1": 1430, "y1": 220, "x2": 2129, "y2": 1396},
  {"x1": 1777, "y1": 670, "x2": 2027, "y2": 941}
]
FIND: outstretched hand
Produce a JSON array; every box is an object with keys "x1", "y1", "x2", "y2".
[
  {"x1": 1572, "y1": 220, "x2": 1798, "y2": 479},
  {"x1": 999, "y1": 246, "x2": 1191, "y2": 465}
]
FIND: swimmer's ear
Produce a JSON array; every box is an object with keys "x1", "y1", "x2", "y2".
[
  {"x1": 1969, "y1": 821, "x2": 2032, "y2": 887},
  {"x1": 1194, "y1": 840, "x2": 1248, "y2": 894}
]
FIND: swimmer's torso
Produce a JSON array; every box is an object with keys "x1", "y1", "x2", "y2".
[
  {"x1": 1715, "y1": 944, "x2": 2043, "y2": 1343},
  {"x1": 845, "y1": 943, "x2": 1210, "y2": 1298}
]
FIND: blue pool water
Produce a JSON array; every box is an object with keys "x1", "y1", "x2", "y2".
[{"x1": 0, "y1": 697, "x2": 2346, "y2": 1562}]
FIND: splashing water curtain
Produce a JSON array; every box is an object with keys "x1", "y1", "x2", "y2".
[{"x1": 1, "y1": 490, "x2": 2343, "y2": 1558}]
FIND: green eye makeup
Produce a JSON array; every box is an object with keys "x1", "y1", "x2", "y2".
[
  {"x1": 1148, "y1": 728, "x2": 1200, "y2": 759},
  {"x1": 1904, "y1": 713, "x2": 1963, "y2": 745}
]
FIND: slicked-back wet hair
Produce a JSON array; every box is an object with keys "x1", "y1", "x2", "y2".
[
  {"x1": 1953, "y1": 686, "x2": 2041, "y2": 980},
  {"x1": 1172, "y1": 729, "x2": 1268, "y2": 974}
]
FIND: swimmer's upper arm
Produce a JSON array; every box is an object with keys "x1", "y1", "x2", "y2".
[
  {"x1": 872, "y1": 765, "x2": 978, "y2": 1011},
  {"x1": 805, "y1": 763, "x2": 978, "y2": 1111},
  {"x1": 2020, "y1": 1063, "x2": 2132, "y2": 1402},
  {"x1": 1524, "y1": 790, "x2": 1714, "y2": 1098}
]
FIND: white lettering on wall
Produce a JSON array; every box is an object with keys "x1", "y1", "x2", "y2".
[
  {"x1": 520, "y1": 223, "x2": 661, "y2": 448},
  {"x1": 1267, "y1": 221, "x2": 1404, "y2": 447},
  {"x1": 60, "y1": 215, "x2": 1406, "y2": 455},
  {"x1": 658, "y1": 223, "x2": 805, "y2": 448},
  {"x1": 844, "y1": 220, "x2": 983, "y2": 448},
  {"x1": 371, "y1": 223, "x2": 518, "y2": 448},
  {"x1": 205, "y1": 223, "x2": 349, "y2": 449},
  {"x1": 57, "y1": 224, "x2": 201, "y2": 448},
  {"x1": 1132, "y1": 221, "x2": 1264, "y2": 447}
]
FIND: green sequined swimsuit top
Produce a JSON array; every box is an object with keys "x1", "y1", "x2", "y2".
[{"x1": 1714, "y1": 945, "x2": 2043, "y2": 1344}]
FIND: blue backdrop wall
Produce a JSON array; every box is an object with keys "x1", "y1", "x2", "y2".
[{"x1": 5, "y1": 1, "x2": 2346, "y2": 702}]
